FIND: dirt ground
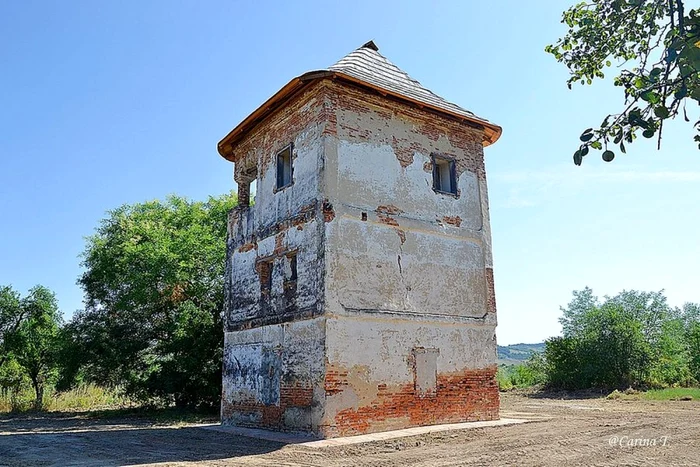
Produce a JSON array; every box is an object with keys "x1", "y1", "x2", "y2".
[{"x1": 1, "y1": 392, "x2": 698, "y2": 467}]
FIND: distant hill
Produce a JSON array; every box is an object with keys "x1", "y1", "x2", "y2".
[{"x1": 498, "y1": 342, "x2": 545, "y2": 365}]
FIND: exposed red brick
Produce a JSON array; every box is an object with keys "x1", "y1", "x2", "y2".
[
  {"x1": 324, "y1": 368, "x2": 349, "y2": 396},
  {"x1": 328, "y1": 80, "x2": 486, "y2": 181},
  {"x1": 222, "y1": 380, "x2": 316, "y2": 430},
  {"x1": 322, "y1": 366, "x2": 499, "y2": 437},
  {"x1": 322, "y1": 200, "x2": 335, "y2": 222},
  {"x1": 375, "y1": 205, "x2": 402, "y2": 227},
  {"x1": 377, "y1": 214, "x2": 399, "y2": 227},
  {"x1": 376, "y1": 205, "x2": 403, "y2": 216},
  {"x1": 231, "y1": 82, "x2": 333, "y2": 180},
  {"x1": 238, "y1": 242, "x2": 257, "y2": 253},
  {"x1": 280, "y1": 381, "x2": 314, "y2": 407},
  {"x1": 395, "y1": 228, "x2": 406, "y2": 245},
  {"x1": 273, "y1": 232, "x2": 286, "y2": 256},
  {"x1": 486, "y1": 267, "x2": 497, "y2": 314},
  {"x1": 442, "y1": 216, "x2": 462, "y2": 227}
]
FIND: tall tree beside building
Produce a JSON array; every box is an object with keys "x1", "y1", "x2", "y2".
[{"x1": 66, "y1": 193, "x2": 236, "y2": 408}]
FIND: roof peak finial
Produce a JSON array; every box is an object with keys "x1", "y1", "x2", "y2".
[{"x1": 361, "y1": 40, "x2": 379, "y2": 51}]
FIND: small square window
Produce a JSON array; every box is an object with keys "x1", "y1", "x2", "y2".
[
  {"x1": 276, "y1": 144, "x2": 293, "y2": 190},
  {"x1": 432, "y1": 155, "x2": 457, "y2": 195}
]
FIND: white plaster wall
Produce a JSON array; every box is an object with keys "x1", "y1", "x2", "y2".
[
  {"x1": 324, "y1": 315, "x2": 496, "y2": 379},
  {"x1": 322, "y1": 114, "x2": 492, "y2": 318},
  {"x1": 336, "y1": 140, "x2": 483, "y2": 230},
  {"x1": 326, "y1": 214, "x2": 487, "y2": 317},
  {"x1": 252, "y1": 106, "x2": 324, "y2": 230},
  {"x1": 321, "y1": 314, "x2": 497, "y2": 421}
]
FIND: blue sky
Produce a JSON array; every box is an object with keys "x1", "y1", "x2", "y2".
[{"x1": 1, "y1": 1, "x2": 698, "y2": 345}]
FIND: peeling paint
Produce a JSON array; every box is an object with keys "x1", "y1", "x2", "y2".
[{"x1": 221, "y1": 78, "x2": 499, "y2": 437}]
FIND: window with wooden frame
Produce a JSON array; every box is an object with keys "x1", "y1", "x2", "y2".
[
  {"x1": 431, "y1": 154, "x2": 457, "y2": 195},
  {"x1": 276, "y1": 143, "x2": 293, "y2": 190}
]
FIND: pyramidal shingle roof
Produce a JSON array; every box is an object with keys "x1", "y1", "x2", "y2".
[
  {"x1": 329, "y1": 41, "x2": 489, "y2": 125},
  {"x1": 218, "y1": 41, "x2": 501, "y2": 160}
]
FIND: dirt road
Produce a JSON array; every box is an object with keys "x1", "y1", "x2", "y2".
[{"x1": 1, "y1": 393, "x2": 697, "y2": 466}]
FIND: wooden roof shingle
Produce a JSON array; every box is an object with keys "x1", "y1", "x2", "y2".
[{"x1": 218, "y1": 41, "x2": 501, "y2": 160}]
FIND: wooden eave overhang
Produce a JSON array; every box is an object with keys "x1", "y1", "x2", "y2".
[{"x1": 217, "y1": 71, "x2": 503, "y2": 162}]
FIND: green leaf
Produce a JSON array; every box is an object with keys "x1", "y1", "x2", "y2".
[
  {"x1": 580, "y1": 132, "x2": 594, "y2": 142},
  {"x1": 674, "y1": 85, "x2": 688, "y2": 99},
  {"x1": 642, "y1": 129, "x2": 655, "y2": 138},
  {"x1": 654, "y1": 106, "x2": 670, "y2": 119},
  {"x1": 641, "y1": 91, "x2": 660, "y2": 104},
  {"x1": 602, "y1": 150, "x2": 615, "y2": 162},
  {"x1": 573, "y1": 150, "x2": 583, "y2": 166},
  {"x1": 649, "y1": 67, "x2": 664, "y2": 80},
  {"x1": 591, "y1": 141, "x2": 603, "y2": 150}
]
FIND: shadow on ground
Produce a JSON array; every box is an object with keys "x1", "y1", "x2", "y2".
[
  {"x1": 0, "y1": 414, "x2": 284, "y2": 466},
  {"x1": 514, "y1": 388, "x2": 610, "y2": 400}
]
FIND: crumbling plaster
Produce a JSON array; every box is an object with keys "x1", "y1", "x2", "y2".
[{"x1": 222, "y1": 78, "x2": 499, "y2": 436}]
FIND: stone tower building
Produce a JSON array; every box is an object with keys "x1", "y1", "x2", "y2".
[{"x1": 217, "y1": 41, "x2": 502, "y2": 438}]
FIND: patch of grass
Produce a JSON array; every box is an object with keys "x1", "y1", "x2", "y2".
[
  {"x1": 0, "y1": 384, "x2": 219, "y2": 425},
  {"x1": 0, "y1": 384, "x2": 134, "y2": 413},
  {"x1": 496, "y1": 366, "x2": 514, "y2": 391},
  {"x1": 607, "y1": 387, "x2": 700, "y2": 401},
  {"x1": 640, "y1": 388, "x2": 700, "y2": 401}
]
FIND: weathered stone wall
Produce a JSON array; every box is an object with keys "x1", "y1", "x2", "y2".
[
  {"x1": 222, "y1": 83, "x2": 333, "y2": 431},
  {"x1": 221, "y1": 78, "x2": 499, "y2": 436},
  {"x1": 221, "y1": 318, "x2": 326, "y2": 431},
  {"x1": 319, "y1": 80, "x2": 499, "y2": 436},
  {"x1": 225, "y1": 83, "x2": 332, "y2": 332}
]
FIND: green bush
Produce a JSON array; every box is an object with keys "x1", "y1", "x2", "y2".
[
  {"x1": 497, "y1": 354, "x2": 546, "y2": 391},
  {"x1": 544, "y1": 288, "x2": 700, "y2": 391}
]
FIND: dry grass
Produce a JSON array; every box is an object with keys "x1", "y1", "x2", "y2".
[{"x1": 0, "y1": 384, "x2": 134, "y2": 413}]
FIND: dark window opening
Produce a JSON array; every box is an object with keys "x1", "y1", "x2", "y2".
[
  {"x1": 432, "y1": 154, "x2": 457, "y2": 195},
  {"x1": 258, "y1": 259, "x2": 273, "y2": 295},
  {"x1": 361, "y1": 212, "x2": 367, "y2": 221},
  {"x1": 287, "y1": 253, "x2": 297, "y2": 281},
  {"x1": 283, "y1": 252, "x2": 297, "y2": 309},
  {"x1": 276, "y1": 144, "x2": 293, "y2": 190}
]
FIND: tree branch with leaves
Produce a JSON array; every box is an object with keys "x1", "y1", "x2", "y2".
[{"x1": 546, "y1": 0, "x2": 700, "y2": 164}]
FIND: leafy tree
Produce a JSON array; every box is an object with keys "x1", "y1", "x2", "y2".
[
  {"x1": 0, "y1": 286, "x2": 25, "y2": 367},
  {"x1": 547, "y1": 288, "x2": 698, "y2": 389},
  {"x1": 66, "y1": 193, "x2": 236, "y2": 408},
  {"x1": 688, "y1": 322, "x2": 700, "y2": 382},
  {"x1": 1, "y1": 286, "x2": 62, "y2": 409},
  {"x1": 684, "y1": 303, "x2": 700, "y2": 382},
  {"x1": 546, "y1": 0, "x2": 700, "y2": 164},
  {"x1": 544, "y1": 335, "x2": 590, "y2": 389},
  {"x1": 559, "y1": 286, "x2": 598, "y2": 337}
]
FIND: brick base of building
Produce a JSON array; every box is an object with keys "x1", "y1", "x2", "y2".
[
  {"x1": 320, "y1": 366, "x2": 500, "y2": 437},
  {"x1": 221, "y1": 366, "x2": 499, "y2": 438}
]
